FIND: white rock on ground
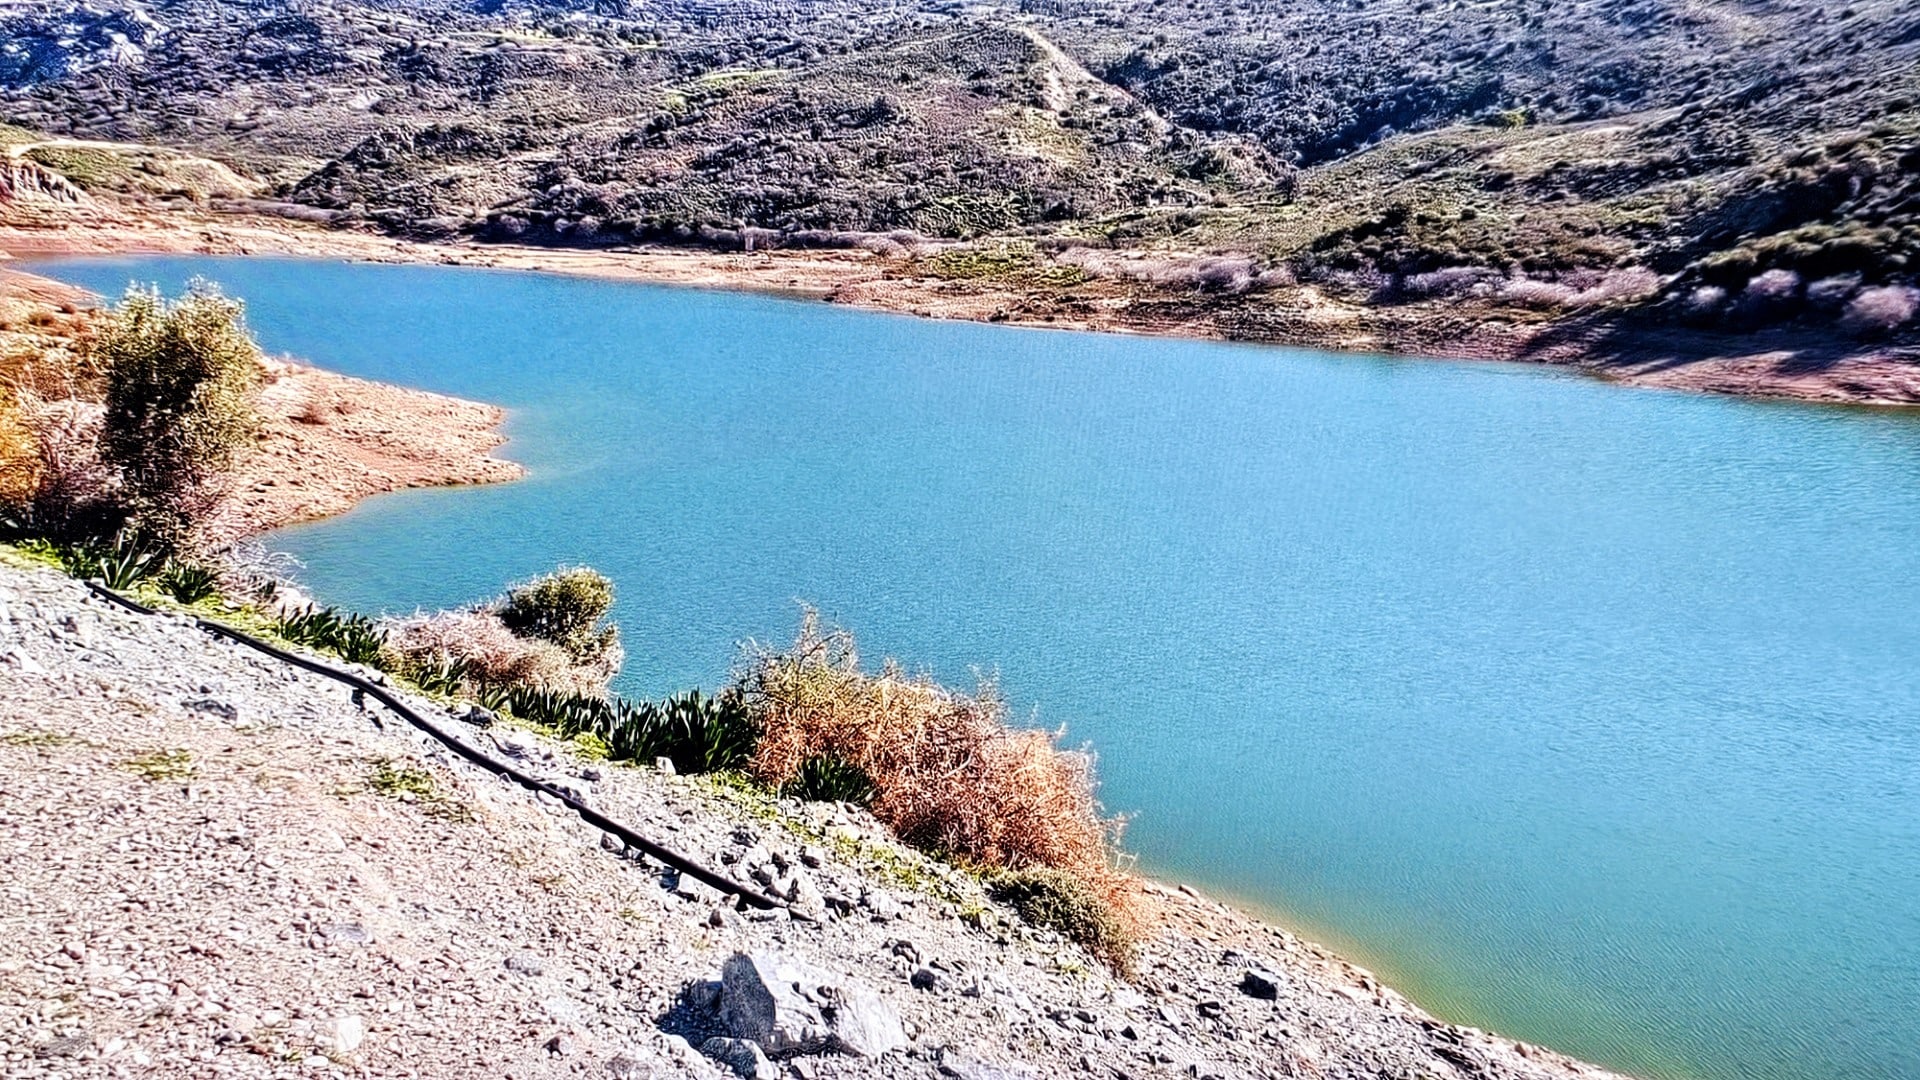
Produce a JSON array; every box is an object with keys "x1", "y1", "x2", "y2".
[{"x1": 0, "y1": 556, "x2": 1629, "y2": 1080}]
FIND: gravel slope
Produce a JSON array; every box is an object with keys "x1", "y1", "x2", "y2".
[{"x1": 0, "y1": 557, "x2": 1626, "y2": 1080}]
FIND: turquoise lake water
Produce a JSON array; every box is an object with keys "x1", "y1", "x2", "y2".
[{"x1": 29, "y1": 255, "x2": 1920, "y2": 1080}]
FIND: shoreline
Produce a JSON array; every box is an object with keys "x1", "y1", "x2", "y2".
[
  {"x1": 5, "y1": 211, "x2": 1918, "y2": 408},
  {"x1": 0, "y1": 232, "x2": 1650, "y2": 1078},
  {"x1": 0, "y1": 555, "x2": 1633, "y2": 1080}
]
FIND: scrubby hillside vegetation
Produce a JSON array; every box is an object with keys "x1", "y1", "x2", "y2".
[{"x1": 3, "y1": 0, "x2": 1917, "y2": 364}]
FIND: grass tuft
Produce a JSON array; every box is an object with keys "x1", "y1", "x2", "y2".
[
  {"x1": 990, "y1": 867, "x2": 1139, "y2": 976},
  {"x1": 366, "y1": 758, "x2": 471, "y2": 821},
  {"x1": 122, "y1": 748, "x2": 196, "y2": 781}
]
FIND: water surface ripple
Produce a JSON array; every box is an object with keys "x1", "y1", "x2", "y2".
[{"x1": 31, "y1": 256, "x2": 1920, "y2": 1080}]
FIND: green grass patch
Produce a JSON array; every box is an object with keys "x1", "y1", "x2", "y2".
[
  {"x1": 121, "y1": 748, "x2": 196, "y2": 782},
  {"x1": 1, "y1": 729, "x2": 79, "y2": 749},
  {"x1": 920, "y1": 242, "x2": 1089, "y2": 287},
  {"x1": 23, "y1": 145, "x2": 127, "y2": 189},
  {"x1": 366, "y1": 758, "x2": 472, "y2": 821}
]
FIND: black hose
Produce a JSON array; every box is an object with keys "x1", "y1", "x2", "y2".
[{"x1": 83, "y1": 580, "x2": 783, "y2": 910}]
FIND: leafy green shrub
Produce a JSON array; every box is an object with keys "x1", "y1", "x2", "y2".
[
  {"x1": 781, "y1": 755, "x2": 877, "y2": 805},
  {"x1": 989, "y1": 867, "x2": 1139, "y2": 976},
  {"x1": 497, "y1": 566, "x2": 620, "y2": 664},
  {"x1": 273, "y1": 606, "x2": 388, "y2": 667},
  {"x1": 156, "y1": 562, "x2": 220, "y2": 604},
  {"x1": 92, "y1": 282, "x2": 262, "y2": 553}
]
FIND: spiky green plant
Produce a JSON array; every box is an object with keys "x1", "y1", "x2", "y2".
[
  {"x1": 156, "y1": 562, "x2": 220, "y2": 604},
  {"x1": 273, "y1": 606, "x2": 387, "y2": 667},
  {"x1": 781, "y1": 754, "x2": 877, "y2": 805},
  {"x1": 54, "y1": 533, "x2": 167, "y2": 589},
  {"x1": 402, "y1": 654, "x2": 472, "y2": 697}
]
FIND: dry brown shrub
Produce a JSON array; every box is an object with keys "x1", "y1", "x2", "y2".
[
  {"x1": 7, "y1": 386, "x2": 121, "y2": 538},
  {"x1": 1056, "y1": 248, "x2": 1258, "y2": 293},
  {"x1": 0, "y1": 386, "x2": 40, "y2": 506},
  {"x1": 736, "y1": 613, "x2": 1143, "y2": 968},
  {"x1": 294, "y1": 396, "x2": 331, "y2": 425},
  {"x1": 381, "y1": 608, "x2": 617, "y2": 697}
]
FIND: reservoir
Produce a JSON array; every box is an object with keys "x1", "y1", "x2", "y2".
[{"x1": 30, "y1": 255, "x2": 1920, "y2": 1080}]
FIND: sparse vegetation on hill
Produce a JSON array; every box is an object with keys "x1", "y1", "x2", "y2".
[{"x1": 1, "y1": 0, "x2": 1914, "y2": 370}]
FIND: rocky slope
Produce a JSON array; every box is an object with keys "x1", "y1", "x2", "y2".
[
  {"x1": 0, "y1": 556, "x2": 1626, "y2": 1079},
  {"x1": 0, "y1": 0, "x2": 1915, "y2": 386}
]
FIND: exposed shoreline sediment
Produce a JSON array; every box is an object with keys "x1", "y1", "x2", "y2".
[{"x1": 5, "y1": 210, "x2": 1918, "y2": 408}]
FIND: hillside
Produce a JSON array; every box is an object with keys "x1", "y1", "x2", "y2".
[{"x1": 1, "y1": 0, "x2": 1916, "y2": 393}]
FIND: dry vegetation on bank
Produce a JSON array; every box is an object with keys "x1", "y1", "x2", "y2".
[
  {"x1": 0, "y1": 275, "x2": 1148, "y2": 972},
  {"x1": 739, "y1": 613, "x2": 1142, "y2": 971}
]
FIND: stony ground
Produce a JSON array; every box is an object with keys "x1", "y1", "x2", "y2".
[{"x1": 0, "y1": 556, "x2": 1626, "y2": 1080}]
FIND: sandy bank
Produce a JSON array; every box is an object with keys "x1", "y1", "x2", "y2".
[
  {"x1": 0, "y1": 257, "x2": 523, "y2": 539},
  {"x1": 5, "y1": 211, "x2": 1918, "y2": 408},
  {"x1": 223, "y1": 358, "x2": 523, "y2": 538}
]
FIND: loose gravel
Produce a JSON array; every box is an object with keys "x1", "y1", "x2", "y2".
[{"x1": 0, "y1": 558, "x2": 1625, "y2": 1080}]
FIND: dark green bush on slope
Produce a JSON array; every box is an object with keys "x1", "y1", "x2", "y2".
[
  {"x1": 497, "y1": 566, "x2": 620, "y2": 665},
  {"x1": 92, "y1": 282, "x2": 262, "y2": 553}
]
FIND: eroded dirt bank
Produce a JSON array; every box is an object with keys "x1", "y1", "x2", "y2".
[
  {"x1": 0, "y1": 557, "x2": 1629, "y2": 1080},
  {"x1": 5, "y1": 210, "x2": 1918, "y2": 408},
  {"x1": 0, "y1": 255, "x2": 522, "y2": 539}
]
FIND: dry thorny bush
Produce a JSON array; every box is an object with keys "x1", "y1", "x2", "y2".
[
  {"x1": 736, "y1": 611, "x2": 1144, "y2": 969},
  {"x1": 381, "y1": 607, "x2": 620, "y2": 698}
]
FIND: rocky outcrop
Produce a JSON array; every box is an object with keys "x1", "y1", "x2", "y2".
[
  {"x1": 0, "y1": 158, "x2": 86, "y2": 207},
  {"x1": 716, "y1": 951, "x2": 907, "y2": 1059}
]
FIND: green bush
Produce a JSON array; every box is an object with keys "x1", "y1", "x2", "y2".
[
  {"x1": 93, "y1": 282, "x2": 262, "y2": 553},
  {"x1": 989, "y1": 867, "x2": 1139, "y2": 976},
  {"x1": 497, "y1": 566, "x2": 620, "y2": 663}
]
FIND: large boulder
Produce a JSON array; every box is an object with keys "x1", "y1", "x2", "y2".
[{"x1": 718, "y1": 951, "x2": 906, "y2": 1058}]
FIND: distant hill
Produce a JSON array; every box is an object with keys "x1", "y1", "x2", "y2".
[{"x1": 4, "y1": 0, "x2": 1916, "y2": 360}]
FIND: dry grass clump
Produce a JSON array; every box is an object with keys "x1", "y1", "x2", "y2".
[
  {"x1": 735, "y1": 613, "x2": 1142, "y2": 971},
  {"x1": 0, "y1": 387, "x2": 42, "y2": 507},
  {"x1": 381, "y1": 608, "x2": 617, "y2": 698},
  {"x1": 1499, "y1": 267, "x2": 1662, "y2": 310},
  {"x1": 1842, "y1": 285, "x2": 1919, "y2": 337},
  {"x1": 380, "y1": 566, "x2": 625, "y2": 698},
  {"x1": 1055, "y1": 247, "x2": 1263, "y2": 293}
]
